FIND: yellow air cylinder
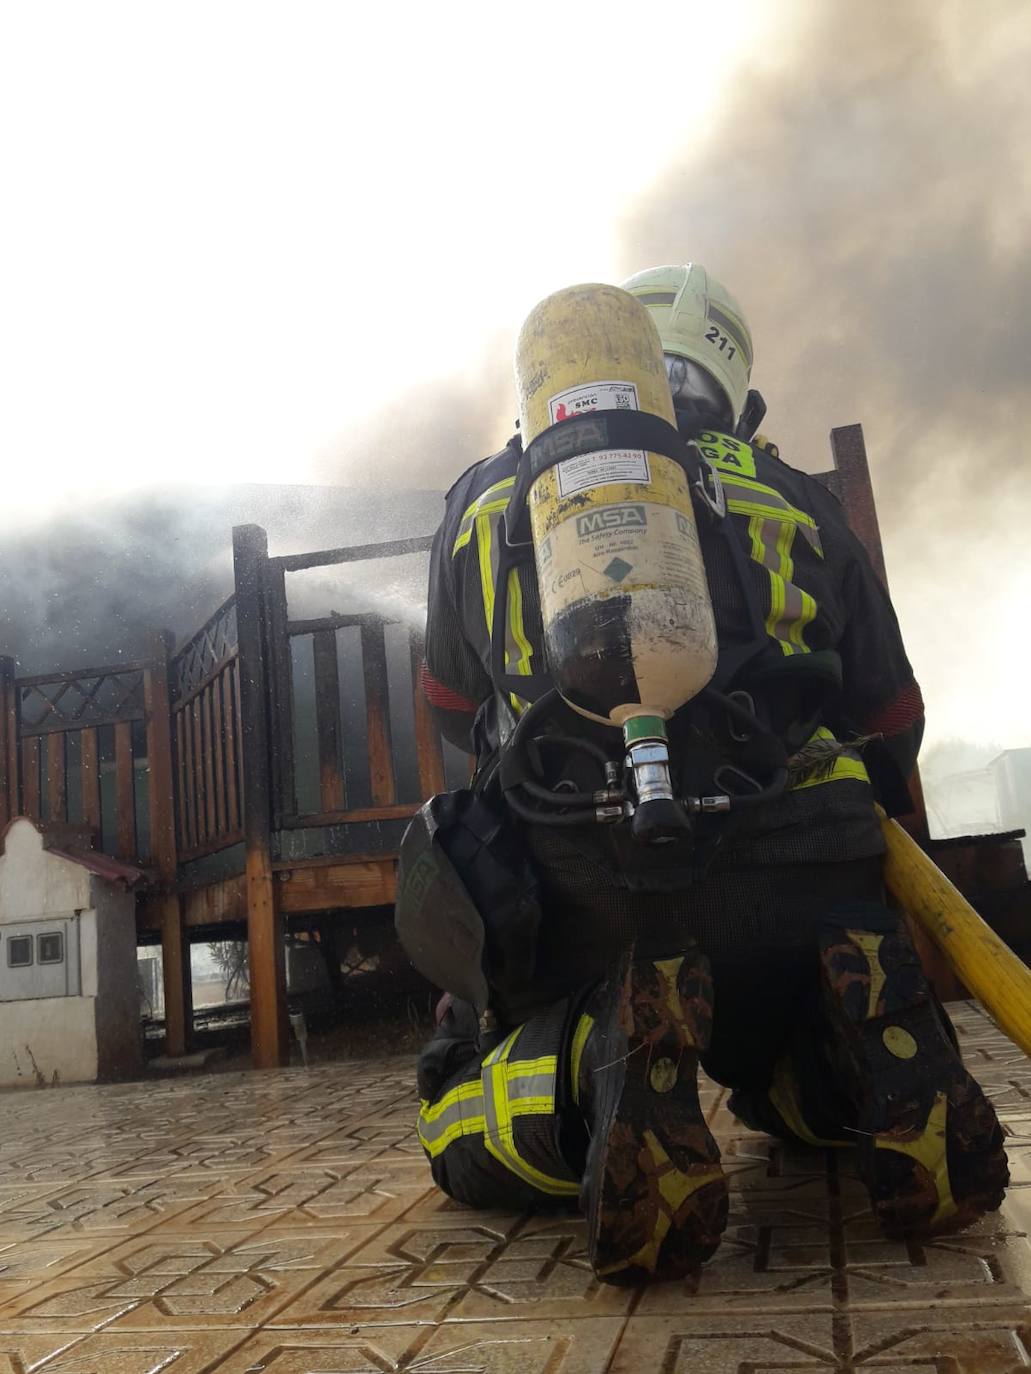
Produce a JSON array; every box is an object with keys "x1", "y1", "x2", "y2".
[
  {"x1": 879, "y1": 809, "x2": 1031, "y2": 1056},
  {"x1": 514, "y1": 284, "x2": 719, "y2": 839}
]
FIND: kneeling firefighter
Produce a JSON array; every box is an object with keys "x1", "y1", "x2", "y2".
[{"x1": 396, "y1": 265, "x2": 1008, "y2": 1283}]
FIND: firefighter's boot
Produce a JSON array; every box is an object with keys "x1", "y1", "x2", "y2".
[
  {"x1": 576, "y1": 946, "x2": 728, "y2": 1284},
  {"x1": 819, "y1": 907, "x2": 1009, "y2": 1236}
]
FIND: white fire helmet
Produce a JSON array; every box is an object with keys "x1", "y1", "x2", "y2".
[{"x1": 621, "y1": 264, "x2": 753, "y2": 427}]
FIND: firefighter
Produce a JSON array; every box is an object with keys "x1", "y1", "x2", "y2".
[{"x1": 397, "y1": 264, "x2": 1008, "y2": 1284}]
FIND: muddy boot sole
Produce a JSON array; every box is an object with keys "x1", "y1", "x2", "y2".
[
  {"x1": 820, "y1": 921, "x2": 1009, "y2": 1237},
  {"x1": 584, "y1": 952, "x2": 728, "y2": 1284}
]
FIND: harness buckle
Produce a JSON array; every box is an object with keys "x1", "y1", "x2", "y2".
[{"x1": 690, "y1": 444, "x2": 726, "y2": 521}]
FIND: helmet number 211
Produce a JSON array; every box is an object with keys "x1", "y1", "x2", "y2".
[{"x1": 705, "y1": 325, "x2": 736, "y2": 360}]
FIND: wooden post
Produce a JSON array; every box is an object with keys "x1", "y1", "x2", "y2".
[
  {"x1": 22, "y1": 739, "x2": 40, "y2": 819},
  {"x1": 144, "y1": 633, "x2": 192, "y2": 1057},
  {"x1": 361, "y1": 621, "x2": 396, "y2": 806},
  {"x1": 313, "y1": 630, "x2": 346, "y2": 812},
  {"x1": 0, "y1": 657, "x2": 18, "y2": 829},
  {"x1": 828, "y1": 424, "x2": 889, "y2": 589},
  {"x1": 410, "y1": 631, "x2": 445, "y2": 798},
  {"x1": 264, "y1": 560, "x2": 296, "y2": 825},
  {"x1": 234, "y1": 525, "x2": 288, "y2": 1069},
  {"x1": 46, "y1": 733, "x2": 67, "y2": 823},
  {"x1": 114, "y1": 721, "x2": 135, "y2": 858},
  {"x1": 825, "y1": 426, "x2": 929, "y2": 845}
]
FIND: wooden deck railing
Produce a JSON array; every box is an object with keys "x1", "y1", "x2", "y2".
[
  {"x1": 0, "y1": 521, "x2": 448, "y2": 1068},
  {"x1": 0, "y1": 645, "x2": 177, "y2": 869},
  {"x1": 169, "y1": 596, "x2": 244, "y2": 861},
  {"x1": 263, "y1": 533, "x2": 442, "y2": 832}
]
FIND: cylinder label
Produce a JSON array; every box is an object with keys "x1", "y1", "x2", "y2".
[
  {"x1": 548, "y1": 379, "x2": 639, "y2": 423},
  {"x1": 540, "y1": 497, "x2": 708, "y2": 611},
  {"x1": 556, "y1": 450, "x2": 651, "y2": 497}
]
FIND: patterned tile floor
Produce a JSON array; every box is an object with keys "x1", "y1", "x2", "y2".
[{"x1": 0, "y1": 1001, "x2": 1027, "y2": 1372}]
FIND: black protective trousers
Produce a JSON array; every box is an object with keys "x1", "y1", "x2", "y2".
[{"x1": 415, "y1": 864, "x2": 902, "y2": 1211}]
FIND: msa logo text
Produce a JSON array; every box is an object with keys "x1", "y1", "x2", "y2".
[{"x1": 576, "y1": 505, "x2": 647, "y2": 537}]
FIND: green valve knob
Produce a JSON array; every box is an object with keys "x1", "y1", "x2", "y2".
[{"x1": 622, "y1": 714, "x2": 668, "y2": 745}]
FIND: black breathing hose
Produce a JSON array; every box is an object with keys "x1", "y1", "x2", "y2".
[
  {"x1": 504, "y1": 788, "x2": 606, "y2": 827},
  {"x1": 501, "y1": 683, "x2": 790, "y2": 825},
  {"x1": 709, "y1": 767, "x2": 789, "y2": 809},
  {"x1": 518, "y1": 777, "x2": 606, "y2": 808}
]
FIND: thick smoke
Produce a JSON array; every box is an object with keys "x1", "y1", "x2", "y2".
[
  {"x1": 311, "y1": 331, "x2": 517, "y2": 495},
  {"x1": 0, "y1": 485, "x2": 440, "y2": 675},
  {"x1": 616, "y1": 0, "x2": 1031, "y2": 748}
]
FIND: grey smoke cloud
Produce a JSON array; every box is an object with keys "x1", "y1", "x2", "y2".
[
  {"x1": 312, "y1": 331, "x2": 518, "y2": 494},
  {"x1": 617, "y1": 1, "x2": 1031, "y2": 490},
  {"x1": 0, "y1": 486, "x2": 440, "y2": 676},
  {"x1": 614, "y1": 0, "x2": 1031, "y2": 748}
]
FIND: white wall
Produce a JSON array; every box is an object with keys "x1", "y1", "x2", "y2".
[
  {"x1": 0, "y1": 819, "x2": 141, "y2": 1086},
  {"x1": 0, "y1": 997, "x2": 98, "y2": 1086},
  {"x1": 0, "y1": 819, "x2": 91, "y2": 919}
]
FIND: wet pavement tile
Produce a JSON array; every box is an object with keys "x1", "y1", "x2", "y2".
[
  {"x1": 0, "y1": 1004, "x2": 1026, "y2": 1372},
  {"x1": 211, "y1": 1317, "x2": 626, "y2": 1373}
]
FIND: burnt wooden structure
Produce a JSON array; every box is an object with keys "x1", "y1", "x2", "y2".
[
  {"x1": 0, "y1": 424, "x2": 1026, "y2": 1067},
  {"x1": 0, "y1": 525, "x2": 448, "y2": 1068}
]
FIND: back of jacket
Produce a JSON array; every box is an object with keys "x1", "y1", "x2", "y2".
[{"x1": 423, "y1": 428, "x2": 924, "y2": 872}]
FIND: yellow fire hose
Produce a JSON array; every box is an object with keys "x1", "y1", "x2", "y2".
[{"x1": 879, "y1": 808, "x2": 1031, "y2": 1056}]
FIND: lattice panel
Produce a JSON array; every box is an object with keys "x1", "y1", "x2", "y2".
[
  {"x1": 171, "y1": 598, "x2": 238, "y2": 704},
  {"x1": 18, "y1": 671, "x2": 145, "y2": 733}
]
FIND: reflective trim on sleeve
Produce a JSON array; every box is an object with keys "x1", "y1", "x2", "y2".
[
  {"x1": 790, "y1": 754, "x2": 870, "y2": 789},
  {"x1": 788, "y1": 726, "x2": 871, "y2": 790}
]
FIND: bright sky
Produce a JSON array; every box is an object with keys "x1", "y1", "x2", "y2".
[
  {"x1": 0, "y1": 0, "x2": 769, "y2": 516},
  {"x1": 3, "y1": 3, "x2": 1024, "y2": 771}
]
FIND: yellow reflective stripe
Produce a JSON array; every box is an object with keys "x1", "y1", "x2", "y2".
[
  {"x1": 417, "y1": 1083, "x2": 487, "y2": 1158},
  {"x1": 774, "y1": 518, "x2": 799, "y2": 656},
  {"x1": 769, "y1": 519, "x2": 793, "y2": 655},
  {"x1": 507, "y1": 569, "x2": 533, "y2": 677},
  {"x1": 570, "y1": 1014, "x2": 594, "y2": 1107},
  {"x1": 747, "y1": 513, "x2": 817, "y2": 657},
  {"x1": 453, "y1": 497, "x2": 511, "y2": 555},
  {"x1": 419, "y1": 1080, "x2": 482, "y2": 1123},
  {"x1": 452, "y1": 478, "x2": 516, "y2": 556},
  {"x1": 483, "y1": 1028, "x2": 579, "y2": 1198},
  {"x1": 484, "y1": 1027, "x2": 519, "y2": 1067},
  {"x1": 418, "y1": 1110, "x2": 486, "y2": 1157},
  {"x1": 788, "y1": 725, "x2": 870, "y2": 789},
  {"x1": 506, "y1": 1053, "x2": 559, "y2": 1078},
  {"x1": 475, "y1": 514, "x2": 496, "y2": 637},
  {"x1": 459, "y1": 476, "x2": 516, "y2": 528},
  {"x1": 418, "y1": 1049, "x2": 569, "y2": 1165},
  {"x1": 792, "y1": 588, "x2": 818, "y2": 651},
  {"x1": 506, "y1": 566, "x2": 534, "y2": 716},
  {"x1": 720, "y1": 473, "x2": 819, "y2": 531},
  {"x1": 791, "y1": 755, "x2": 870, "y2": 789}
]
